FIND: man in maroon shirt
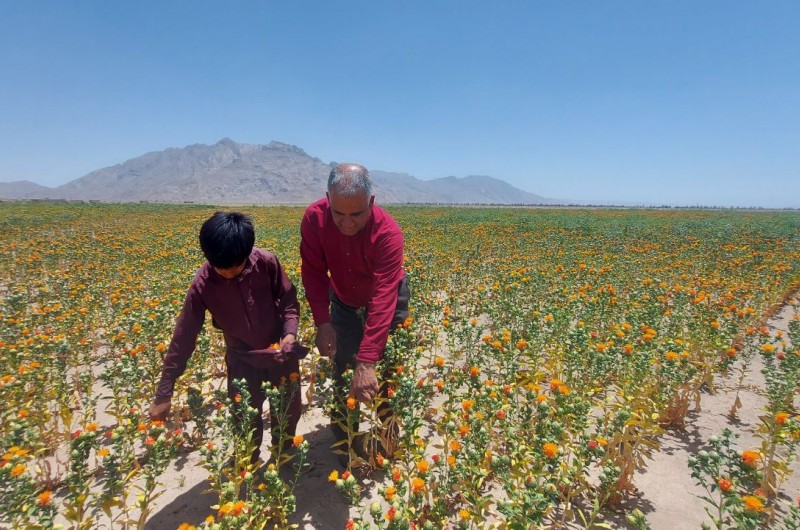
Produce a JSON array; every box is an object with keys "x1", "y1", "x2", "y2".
[
  {"x1": 149, "y1": 212, "x2": 304, "y2": 464},
  {"x1": 301, "y1": 163, "x2": 410, "y2": 465}
]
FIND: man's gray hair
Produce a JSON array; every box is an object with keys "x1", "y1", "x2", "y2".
[{"x1": 328, "y1": 163, "x2": 373, "y2": 197}]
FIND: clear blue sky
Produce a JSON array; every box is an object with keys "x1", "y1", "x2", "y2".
[{"x1": 1, "y1": 1, "x2": 799, "y2": 207}]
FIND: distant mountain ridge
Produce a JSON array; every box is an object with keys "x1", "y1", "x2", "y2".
[{"x1": 0, "y1": 139, "x2": 559, "y2": 205}]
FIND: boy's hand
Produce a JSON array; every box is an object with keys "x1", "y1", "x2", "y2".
[
  {"x1": 315, "y1": 323, "x2": 337, "y2": 358},
  {"x1": 350, "y1": 362, "x2": 378, "y2": 403},
  {"x1": 280, "y1": 334, "x2": 296, "y2": 348},
  {"x1": 149, "y1": 399, "x2": 171, "y2": 422}
]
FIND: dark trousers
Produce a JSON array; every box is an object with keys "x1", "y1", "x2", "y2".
[
  {"x1": 329, "y1": 277, "x2": 410, "y2": 443},
  {"x1": 225, "y1": 353, "x2": 302, "y2": 462}
]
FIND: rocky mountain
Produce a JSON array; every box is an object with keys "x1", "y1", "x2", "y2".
[
  {"x1": 0, "y1": 139, "x2": 559, "y2": 205},
  {"x1": 0, "y1": 180, "x2": 56, "y2": 200}
]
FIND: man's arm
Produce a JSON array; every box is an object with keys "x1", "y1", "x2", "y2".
[
  {"x1": 357, "y1": 229, "x2": 405, "y2": 364},
  {"x1": 150, "y1": 284, "x2": 206, "y2": 420},
  {"x1": 350, "y1": 229, "x2": 404, "y2": 403},
  {"x1": 300, "y1": 210, "x2": 331, "y2": 326},
  {"x1": 300, "y1": 209, "x2": 337, "y2": 357}
]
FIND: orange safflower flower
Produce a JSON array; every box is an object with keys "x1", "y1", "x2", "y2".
[
  {"x1": 411, "y1": 477, "x2": 425, "y2": 494},
  {"x1": 449, "y1": 440, "x2": 462, "y2": 453},
  {"x1": 542, "y1": 442, "x2": 559, "y2": 459},
  {"x1": 386, "y1": 506, "x2": 397, "y2": 521},
  {"x1": 434, "y1": 356, "x2": 445, "y2": 367},
  {"x1": 416, "y1": 459, "x2": 429, "y2": 473},
  {"x1": 346, "y1": 397, "x2": 357, "y2": 410},
  {"x1": 496, "y1": 410, "x2": 506, "y2": 420},
  {"x1": 665, "y1": 351, "x2": 679, "y2": 362},
  {"x1": 469, "y1": 366, "x2": 480, "y2": 377},
  {"x1": 328, "y1": 470, "x2": 339, "y2": 482},
  {"x1": 292, "y1": 435, "x2": 304, "y2": 447},
  {"x1": 447, "y1": 455, "x2": 456, "y2": 466},
  {"x1": 10, "y1": 464, "x2": 26, "y2": 477},
  {"x1": 384, "y1": 486, "x2": 397, "y2": 501},
  {"x1": 516, "y1": 339, "x2": 527, "y2": 350},
  {"x1": 741, "y1": 450, "x2": 762, "y2": 467},
  {"x1": 550, "y1": 379, "x2": 563, "y2": 392},
  {"x1": 461, "y1": 399, "x2": 475, "y2": 412},
  {"x1": 776, "y1": 412, "x2": 790, "y2": 425},
  {"x1": 391, "y1": 467, "x2": 402, "y2": 482},
  {"x1": 717, "y1": 477, "x2": 733, "y2": 493},
  {"x1": 742, "y1": 495, "x2": 764, "y2": 512},
  {"x1": 37, "y1": 490, "x2": 53, "y2": 506}
]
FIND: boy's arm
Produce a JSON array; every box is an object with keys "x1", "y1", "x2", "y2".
[
  {"x1": 151, "y1": 284, "x2": 206, "y2": 418},
  {"x1": 270, "y1": 255, "x2": 299, "y2": 339}
]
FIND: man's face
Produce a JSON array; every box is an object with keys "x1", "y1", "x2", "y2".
[
  {"x1": 213, "y1": 261, "x2": 246, "y2": 279},
  {"x1": 328, "y1": 189, "x2": 374, "y2": 236}
]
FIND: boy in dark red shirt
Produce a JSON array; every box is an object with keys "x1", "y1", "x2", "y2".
[{"x1": 149, "y1": 211, "x2": 305, "y2": 463}]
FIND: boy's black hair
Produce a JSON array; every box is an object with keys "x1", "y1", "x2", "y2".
[{"x1": 199, "y1": 211, "x2": 255, "y2": 269}]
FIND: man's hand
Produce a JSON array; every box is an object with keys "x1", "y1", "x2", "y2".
[
  {"x1": 149, "y1": 399, "x2": 171, "y2": 422},
  {"x1": 350, "y1": 362, "x2": 379, "y2": 403},
  {"x1": 315, "y1": 323, "x2": 337, "y2": 358}
]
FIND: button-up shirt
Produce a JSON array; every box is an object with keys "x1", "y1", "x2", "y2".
[
  {"x1": 155, "y1": 248, "x2": 299, "y2": 399},
  {"x1": 300, "y1": 197, "x2": 405, "y2": 363}
]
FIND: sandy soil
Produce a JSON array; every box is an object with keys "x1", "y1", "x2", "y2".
[{"x1": 53, "y1": 301, "x2": 799, "y2": 530}]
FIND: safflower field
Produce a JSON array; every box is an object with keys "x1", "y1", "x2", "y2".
[{"x1": 1, "y1": 202, "x2": 800, "y2": 529}]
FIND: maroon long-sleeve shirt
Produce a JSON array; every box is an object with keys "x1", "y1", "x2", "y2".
[
  {"x1": 300, "y1": 197, "x2": 405, "y2": 364},
  {"x1": 155, "y1": 248, "x2": 299, "y2": 400}
]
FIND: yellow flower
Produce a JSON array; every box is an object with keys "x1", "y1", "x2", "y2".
[
  {"x1": 328, "y1": 470, "x2": 339, "y2": 482},
  {"x1": 10, "y1": 463, "x2": 26, "y2": 477}
]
